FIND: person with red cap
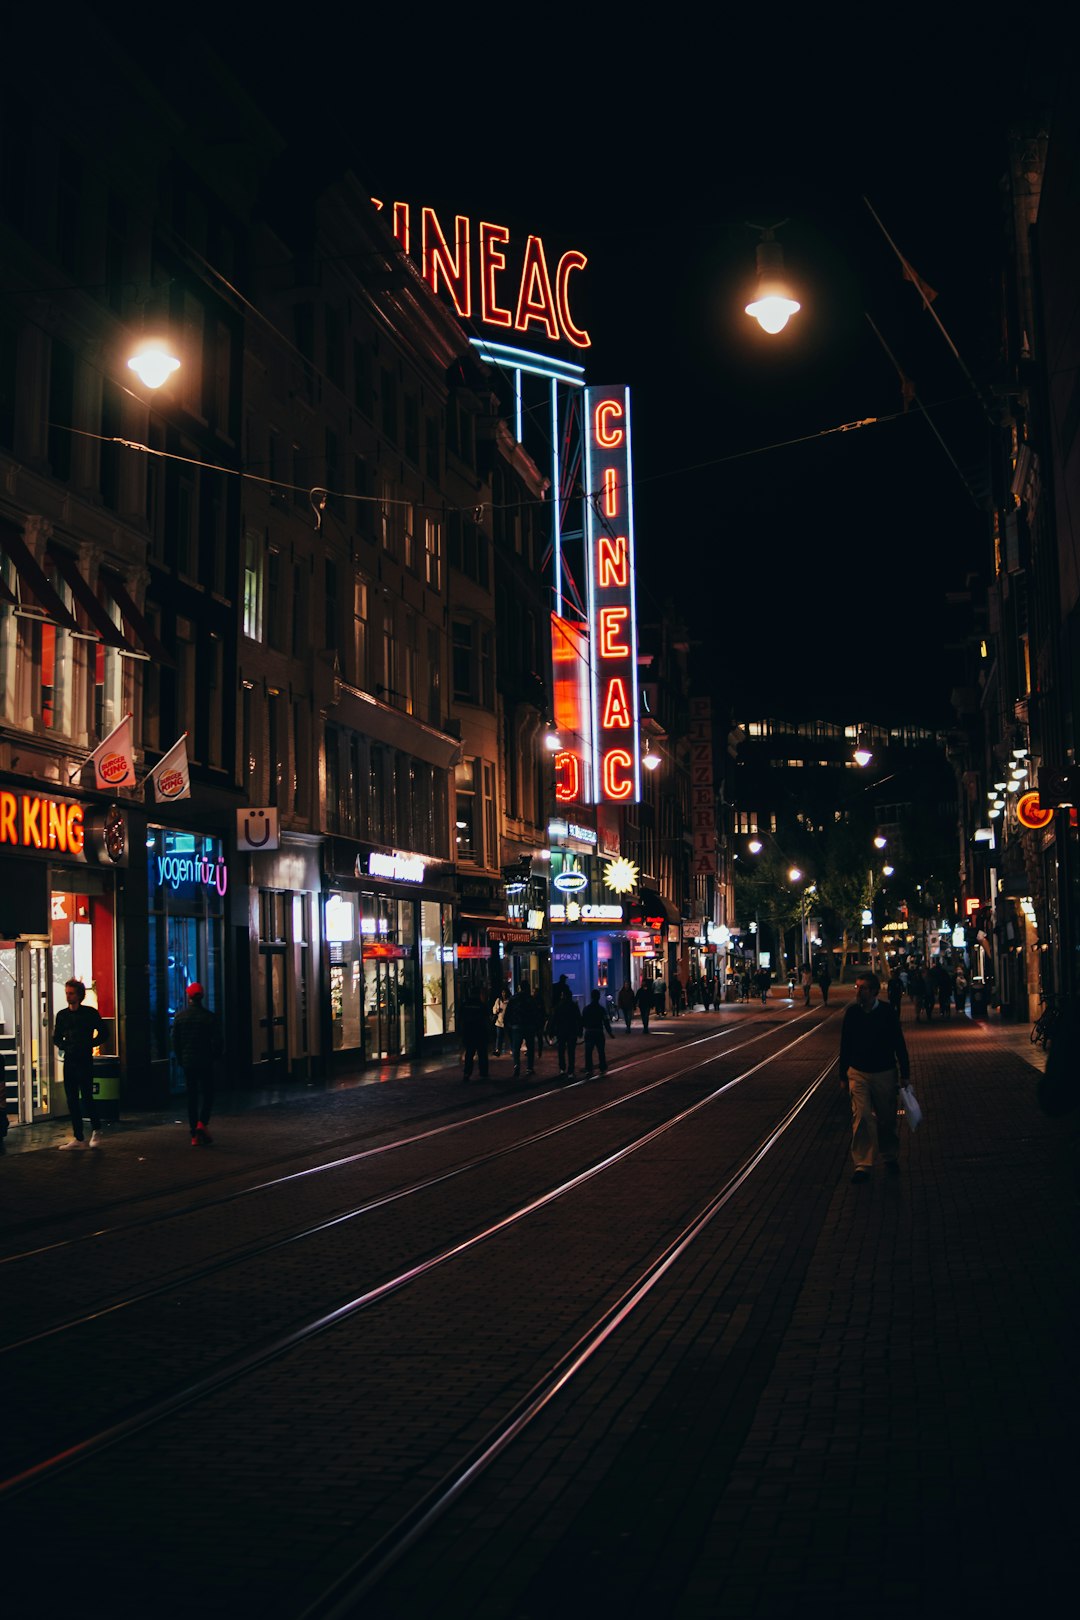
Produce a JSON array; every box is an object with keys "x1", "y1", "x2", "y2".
[{"x1": 171, "y1": 983, "x2": 222, "y2": 1146}]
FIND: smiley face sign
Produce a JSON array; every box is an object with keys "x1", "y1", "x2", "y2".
[{"x1": 236, "y1": 807, "x2": 280, "y2": 851}]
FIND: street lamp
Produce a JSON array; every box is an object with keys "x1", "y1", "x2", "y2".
[
  {"x1": 854, "y1": 730, "x2": 873, "y2": 768},
  {"x1": 128, "y1": 339, "x2": 181, "y2": 389},
  {"x1": 744, "y1": 226, "x2": 801, "y2": 335}
]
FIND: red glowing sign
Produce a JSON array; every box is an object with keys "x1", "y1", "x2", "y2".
[
  {"x1": 371, "y1": 200, "x2": 590, "y2": 350},
  {"x1": 585, "y1": 386, "x2": 640, "y2": 803},
  {"x1": 1016, "y1": 792, "x2": 1053, "y2": 830},
  {"x1": 0, "y1": 791, "x2": 85, "y2": 855}
]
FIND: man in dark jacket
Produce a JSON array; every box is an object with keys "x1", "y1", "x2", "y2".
[
  {"x1": 53, "y1": 979, "x2": 104, "y2": 1149},
  {"x1": 635, "y1": 980, "x2": 655, "y2": 1032},
  {"x1": 551, "y1": 994, "x2": 583, "y2": 1078},
  {"x1": 617, "y1": 982, "x2": 636, "y2": 1032},
  {"x1": 838, "y1": 971, "x2": 910, "y2": 1183},
  {"x1": 507, "y1": 983, "x2": 540, "y2": 1078},
  {"x1": 581, "y1": 989, "x2": 613, "y2": 1076},
  {"x1": 172, "y1": 983, "x2": 223, "y2": 1146},
  {"x1": 458, "y1": 989, "x2": 490, "y2": 1081}
]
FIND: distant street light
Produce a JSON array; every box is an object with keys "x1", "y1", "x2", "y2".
[
  {"x1": 874, "y1": 834, "x2": 887, "y2": 849},
  {"x1": 128, "y1": 340, "x2": 181, "y2": 389}
]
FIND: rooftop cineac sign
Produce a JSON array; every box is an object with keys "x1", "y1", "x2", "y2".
[{"x1": 372, "y1": 200, "x2": 590, "y2": 350}]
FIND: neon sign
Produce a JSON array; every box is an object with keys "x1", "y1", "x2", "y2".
[
  {"x1": 371, "y1": 200, "x2": 590, "y2": 350},
  {"x1": 584, "y1": 386, "x2": 641, "y2": 803},
  {"x1": 155, "y1": 850, "x2": 228, "y2": 896},
  {"x1": 0, "y1": 791, "x2": 84, "y2": 855},
  {"x1": 1015, "y1": 792, "x2": 1053, "y2": 830}
]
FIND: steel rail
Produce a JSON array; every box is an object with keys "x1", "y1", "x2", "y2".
[
  {"x1": 0, "y1": 1015, "x2": 809, "y2": 1355},
  {"x1": 302, "y1": 1052, "x2": 839, "y2": 1616},
  {"x1": 0, "y1": 1014, "x2": 829, "y2": 1501},
  {"x1": 1, "y1": 1013, "x2": 780, "y2": 1268}
]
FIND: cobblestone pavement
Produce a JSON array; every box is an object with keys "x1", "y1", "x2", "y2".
[{"x1": 3, "y1": 1003, "x2": 1075, "y2": 1620}]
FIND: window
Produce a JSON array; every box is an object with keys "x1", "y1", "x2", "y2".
[
  {"x1": 426, "y1": 415, "x2": 440, "y2": 481},
  {"x1": 242, "y1": 682, "x2": 257, "y2": 795},
  {"x1": 325, "y1": 558, "x2": 339, "y2": 653},
  {"x1": 48, "y1": 338, "x2": 75, "y2": 481},
  {"x1": 427, "y1": 626, "x2": 441, "y2": 727},
  {"x1": 379, "y1": 477, "x2": 395, "y2": 555},
  {"x1": 175, "y1": 617, "x2": 197, "y2": 748},
  {"x1": 243, "y1": 531, "x2": 263, "y2": 641},
  {"x1": 202, "y1": 471, "x2": 227, "y2": 597},
  {"x1": 381, "y1": 608, "x2": 395, "y2": 702},
  {"x1": 99, "y1": 378, "x2": 122, "y2": 511},
  {"x1": 452, "y1": 622, "x2": 473, "y2": 702},
  {"x1": 207, "y1": 634, "x2": 223, "y2": 768},
  {"x1": 266, "y1": 547, "x2": 283, "y2": 650},
  {"x1": 39, "y1": 573, "x2": 74, "y2": 736},
  {"x1": 353, "y1": 579, "x2": 368, "y2": 689},
  {"x1": 403, "y1": 503, "x2": 415, "y2": 572},
  {"x1": 325, "y1": 722, "x2": 340, "y2": 831},
  {"x1": 267, "y1": 690, "x2": 282, "y2": 807},
  {"x1": 404, "y1": 393, "x2": 420, "y2": 465},
  {"x1": 380, "y1": 365, "x2": 398, "y2": 443},
  {"x1": 424, "y1": 516, "x2": 442, "y2": 591},
  {"x1": 353, "y1": 456, "x2": 370, "y2": 537},
  {"x1": 401, "y1": 613, "x2": 417, "y2": 716},
  {"x1": 455, "y1": 758, "x2": 478, "y2": 862},
  {"x1": 483, "y1": 762, "x2": 497, "y2": 870},
  {"x1": 172, "y1": 467, "x2": 197, "y2": 578},
  {"x1": 353, "y1": 340, "x2": 373, "y2": 416},
  {"x1": 293, "y1": 700, "x2": 309, "y2": 817},
  {"x1": 324, "y1": 306, "x2": 344, "y2": 388}
]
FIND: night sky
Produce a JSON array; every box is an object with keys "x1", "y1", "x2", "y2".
[{"x1": 122, "y1": 18, "x2": 1043, "y2": 719}]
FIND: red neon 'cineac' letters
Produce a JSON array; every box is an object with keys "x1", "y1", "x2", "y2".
[
  {"x1": 514, "y1": 235, "x2": 560, "y2": 341},
  {"x1": 422, "y1": 209, "x2": 471, "y2": 318},
  {"x1": 602, "y1": 749, "x2": 634, "y2": 799},
  {"x1": 479, "y1": 222, "x2": 512, "y2": 328},
  {"x1": 554, "y1": 750, "x2": 581, "y2": 803},
  {"x1": 598, "y1": 607, "x2": 630, "y2": 659},
  {"x1": 598, "y1": 535, "x2": 628, "y2": 588},
  {"x1": 555, "y1": 251, "x2": 590, "y2": 349},
  {"x1": 603, "y1": 468, "x2": 618, "y2": 518},
  {"x1": 594, "y1": 400, "x2": 624, "y2": 448},
  {"x1": 601, "y1": 678, "x2": 633, "y2": 728}
]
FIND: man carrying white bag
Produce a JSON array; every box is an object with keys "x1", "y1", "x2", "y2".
[{"x1": 839, "y1": 971, "x2": 915, "y2": 1184}]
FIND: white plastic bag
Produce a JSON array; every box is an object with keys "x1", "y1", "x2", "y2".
[{"x1": 898, "y1": 1083, "x2": 923, "y2": 1132}]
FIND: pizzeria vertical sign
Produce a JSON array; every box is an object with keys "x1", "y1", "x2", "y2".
[
  {"x1": 689, "y1": 697, "x2": 716, "y2": 877},
  {"x1": 584, "y1": 386, "x2": 640, "y2": 803}
]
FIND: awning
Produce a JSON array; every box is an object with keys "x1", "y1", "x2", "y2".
[
  {"x1": 631, "y1": 888, "x2": 682, "y2": 927},
  {"x1": 0, "y1": 518, "x2": 81, "y2": 633},
  {"x1": 46, "y1": 544, "x2": 130, "y2": 651},
  {"x1": 99, "y1": 569, "x2": 174, "y2": 666}
]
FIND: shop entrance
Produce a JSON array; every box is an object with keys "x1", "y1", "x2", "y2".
[
  {"x1": 258, "y1": 945, "x2": 288, "y2": 1081},
  {"x1": 362, "y1": 955, "x2": 413, "y2": 1060},
  {"x1": 0, "y1": 939, "x2": 54, "y2": 1124}
]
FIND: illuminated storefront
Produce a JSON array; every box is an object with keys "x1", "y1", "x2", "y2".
[
  {"x1": 145, "y1": 826, "x2": 228, "y2": 1095},
  {"x1": 0, "y1": 786, "x2": 126, "y2": 1126},
  {"x1": 324, "y1": 839, "x2": 455, "y2": 1064}
]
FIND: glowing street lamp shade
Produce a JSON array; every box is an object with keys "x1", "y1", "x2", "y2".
[
  {"x1": 543, "y1": 727, "x2": 562, "y2": 752},
  {"x1": 788, "y1": 867, "x2": 802, "y2": 883},
  {"x1": 642, "y1": 746, "x2": 661, "y2": 771},
  {"x1": 873, "y1": 835, "x2": 887, "y2": 849},
  {"x1": 854, "y1": 748, "x2": 873, "y2": 768},
  {"x1": 745, "y1": 292, "x2": 801, "y2": 334},
  {"x1": 748, "y1": 839, "x2": 763, "y2": 854},
  {"x1": 128, "y1": 341, "x2": 180, "y2": 388}
]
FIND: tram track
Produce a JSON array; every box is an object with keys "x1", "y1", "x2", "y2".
[
  {"x1": 0, "y1": 1011, "x2": 790, "y2": 1269},
  {"x1": 1, "y1": 1012, "x2": 816, "y2": 1355},
  {"x1": 1, "y1": 1011, "x2": 835, "y2": 1503}
]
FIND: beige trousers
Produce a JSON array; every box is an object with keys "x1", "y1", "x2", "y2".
[{"x1": 848, "y1": 1067, "x2": 900, "y2": 1169}]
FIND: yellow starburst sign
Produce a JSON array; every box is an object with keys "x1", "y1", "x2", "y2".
[{"x1": 604, "y1": 857, "x2": 640, "y2": 895}]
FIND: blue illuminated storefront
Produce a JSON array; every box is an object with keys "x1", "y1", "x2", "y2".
[{"x1": 145, "y1": 826, "x2": 228, "y2": 1094}]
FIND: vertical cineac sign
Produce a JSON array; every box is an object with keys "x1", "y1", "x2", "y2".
[
  {"x1": 584, "y1": 386, "x2": 640, "y2": 803},
  {"x1": 550, "y1": 612, "x2": 593, "y2": 806}
]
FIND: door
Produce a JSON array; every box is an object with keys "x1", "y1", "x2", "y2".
[
  {"x1": 362, "y1": 958, "x2": 416, "y2": 1060},
  {"x1": 0, "y1": 941, "x2": 55, "y2": 1124},
  {"x1": 258, "y1": 946, "x2": 288, "y2": 1081}
]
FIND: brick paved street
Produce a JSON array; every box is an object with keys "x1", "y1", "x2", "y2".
[{"x1": 3, "y1": 1004, "x2": 1076, "y2": 1620}]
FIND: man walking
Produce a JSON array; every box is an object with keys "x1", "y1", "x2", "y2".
[
  {"x1": 458, "y1": 989, "x2": 490, "y2": 1081},
  {"x1": 172, "y1": 983, "x2": 222, "y2": 1146},
  {"x1": 838, "y1": 971, "x2": 910, "y2": 1183},
  {"x1": 581, "y1": 989, "x2": 613, "y2": 1077},
  {"x1": 617, "y1": 981, "x2": 636, "y2": 1033},
  {"x1": 507, "y1": 982, "x2": 540, "y2": 1078},
  {"x1": 635, "y1": 979, "x2": 655, "y2": 1033},
  {"x1": 53, "y1": 979, "x2": 104, "y2": 1149}
]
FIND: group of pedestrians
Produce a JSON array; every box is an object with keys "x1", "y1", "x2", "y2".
[
  {"x1": 51, "y1": 977, "x2": 221, "y2": 1152},
  {"x1": 888, "y1": 963, "x2": 969, "y2": 1021},
  {"x1": 461, "y1": 978, "x2": 618, "y2": 1082}
]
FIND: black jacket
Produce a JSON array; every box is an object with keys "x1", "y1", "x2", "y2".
[
  {"x1": 171, "y1": 1004, "x2": 222, "y2": 1068},
  {"x1": 838, "y1": 1000, "x2": 910, "y2": 1081},
  {"x1": 53, "y1": 1005, "x2": 103, "y2": 1062}
]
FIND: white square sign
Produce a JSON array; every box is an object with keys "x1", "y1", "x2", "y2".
[{"x1": 237, "y1": 807, "x2": 280, "y2": 851}]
